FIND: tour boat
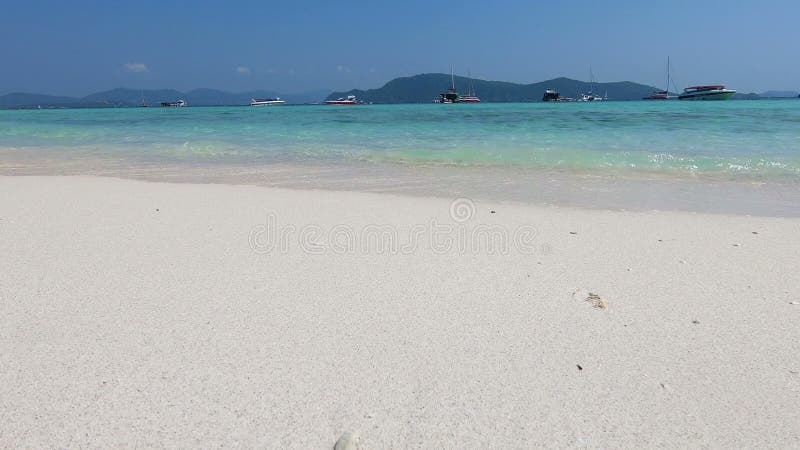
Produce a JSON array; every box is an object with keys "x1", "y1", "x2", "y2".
[
  {"x1": 250, "y1": 97, "x2": 286, "y2": 106},
  {"x1": 678, "y1": 85, "x2": 736, "y2": 101},
  {"x1": 324, "y1": 95, "x2": 358, "y2": 105}
]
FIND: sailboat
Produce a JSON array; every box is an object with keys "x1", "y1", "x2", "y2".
[
  {"x1": 460, "y1": 70, "x2": 481, "y2": 103},
  {"x1": 643, "y1": 57, "x2": 673, "y2": 100},
  {"x1": 577, "y1": 66, "x2": 606, "y2": 101},
  {"x1": 438, "y1": 67, "x2": 461, "y2": 103}
]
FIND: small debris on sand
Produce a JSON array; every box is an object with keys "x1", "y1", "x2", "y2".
[
  {"x1": 733, "y1": 243, "x2": 741, "y2": 247},
  {"x1": 679, "y1": 260, "x2": 687, "y2": 264},
  {"x1": 577, "y1": 364, "x2": 583, "y2": 371},
  {"x1": 752, "y1": 231, "x2": 759, "y2": 234},
  {"x1": 692, "y1": 320, "x2": 700, "y2": 324},
  {"x1": 573, "y1": 288, "x2": 608, "y2": 310},
  {"x1": 334, "y1": 431, "x2": 360, "y2": 450},
  {"x1": 569, "y1": 231, "x2": 577, "y2": 235},
  {"x1": 789, "y1": 301, "x2": 799, "y2": 306},
  {"x1": 490, "y1": 210, "x2": 496, "y2": 214},
  {"x1": 156, "y1": 208, "x2": 160, "y2": 212}
]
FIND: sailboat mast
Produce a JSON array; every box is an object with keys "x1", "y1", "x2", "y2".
[
  {"x1": 666, "y1": 56, "x2": 670, "y2": 94},
  {"x1": 451, "y1": 66, "x2": 455, "y2": 90}
]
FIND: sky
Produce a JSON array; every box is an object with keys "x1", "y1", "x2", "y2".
[{"x1": 1, "y1": 0, "x2": 799, "y2": 96}]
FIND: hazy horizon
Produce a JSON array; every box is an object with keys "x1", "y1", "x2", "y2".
[{"x1": 2, "y1": 0, "x2": 799, "y2": 96}]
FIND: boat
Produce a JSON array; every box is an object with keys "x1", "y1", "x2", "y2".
[
  {"x1": 643, "y1": 57, "x2": 674, "y2": 100},
  {"x1": 250, "y1": 97, "x2": 286, "y2": 106},
  {"x1": 324, "y1": 95, "x2": 358, "y2": 105},
  {"x1": 541, "y1": 89, "x2": 576, "y2": 102},
  {"x1": 678, "y1": 85, "x2": 736, "y2": 101},
  {"x1": 542, "y1": 89, "x2": 561, "y2": 102},
  {"x1": 160, "y1": 100, "x2": 186, "y2": 107},
  {"x1": 459, "y1": 70, "x2": 481, "y2": 103},
  {"x1": 438, "y1": 67, "x2": 461, "y2": 103},
  {"x1": 576, "y1": 67, "x2": 607, "y2": 102}
]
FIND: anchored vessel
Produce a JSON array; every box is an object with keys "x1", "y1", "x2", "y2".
[
  {"x1": 438, "y1": 67, "x2": 461, "y2": 103},
  {"x1": 160, "y1": 100, "x2": 186, "y2": 107},
  {"x1": 250, "y1": 97, "x2": 286, "y2": 106},
  {"x1": 324, "y1": 95, "x2": 358, "y2": 105},
  {"x1": 460, "y1": 71, "x2": 481, "y2": 103},
  {"x1": 577, "y1": 66, "x2": 607, "y2": 101},
  {"x1": 643, "y1": 57, "x2": 674, "y2": 100},
  {"x1": 678, "y1": 85, "x2": 736, "y2": 101}
]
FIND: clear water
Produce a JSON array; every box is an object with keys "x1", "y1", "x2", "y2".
[{"x1": 2, "y1": 101, "x2": 799, "y2": 181}]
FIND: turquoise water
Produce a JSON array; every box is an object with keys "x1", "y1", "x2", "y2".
[{"x1": 1, "y1": 101, "x2": 800, "y2": 181}]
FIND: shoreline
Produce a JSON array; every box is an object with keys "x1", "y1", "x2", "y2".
[
  {"x1": 2, "y1": 152, "x2": 800, "y2": 217},
  {"x1": 2, "y1": 175, "x2": 799, "y2": 447}
]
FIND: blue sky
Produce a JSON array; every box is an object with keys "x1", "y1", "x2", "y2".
[{"x1": 1, "y1": 0, "x2": 798, "y2": 95}]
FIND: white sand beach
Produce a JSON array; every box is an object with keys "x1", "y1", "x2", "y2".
[{"x1": 1, "y1": 175, "x2": 799, "y2": 448}]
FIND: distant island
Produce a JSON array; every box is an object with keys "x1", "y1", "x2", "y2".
[{"x1": 1, "y1": 74, "x2": 796, "y2": 108}]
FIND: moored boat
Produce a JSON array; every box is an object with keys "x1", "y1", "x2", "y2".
[
  {"x1": 160, "y1": 100, "x2": 186, "y2": 107},
  {"x1": 438, "y1": 67, "x2": 461, "y2": 103},
  {"x1": 643, "y1": 56, "x2": 674, "y2": 100},
  {"x1": 576, "y1": 66, "x2": 607, "y2": 101},
  {"x1": 678, "y1": 85, "x2": 736, "y2": 101},
  {"x1": 643, "y1": 90, "x2": 670, "y2": 100},
  {"x1": 542, "y1": 89, "x2": 561, "y2": 102},
  {"x1": 324, "y1": 95, "x2": 358, "y2": 105},
  {"x1": 250, "y1": 97, "x2": 286, "y2": 106},
  {"x1": 459, "y1": 70, "x2": 481, "y2": 103}
]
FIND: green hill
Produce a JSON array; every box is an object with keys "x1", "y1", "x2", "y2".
[{"x1": 326, "y1": 73, "x2": 661, "y2": 103}]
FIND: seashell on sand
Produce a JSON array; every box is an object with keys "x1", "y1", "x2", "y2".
[{"x1": 334, "y1": 431, "x2": 361, "y2": 450}]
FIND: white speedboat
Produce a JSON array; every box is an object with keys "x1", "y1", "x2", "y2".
[
  {"x1": 160, "y1": 100, "x2": 186, "y2": 107},
  {"x1": 250, "y1": 97, "x2": 286, "y2": 106},
  {"x1": 324, "y1": 95, "x2": 358, "y2": 105},
  {"x1": 678, "y1": 85, "x2": 736, "y2": 101}
]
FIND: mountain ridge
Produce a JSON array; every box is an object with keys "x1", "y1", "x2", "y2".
[
  {"x1": 0, "y1": 88, "x2": 329, "y2": 108},
  {"x1": 3, "y1": 76, "x2": 796, "y2": 108},
  {"x1": 326, "y1": 73, "x2": 661, "y2": 103}
]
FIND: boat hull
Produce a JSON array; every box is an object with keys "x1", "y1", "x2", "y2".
[
  {"x1": 250, "y1": 102, "x2": 286, "y2": 106},
  {"x1": 678, "y1": 90, "x2": 736, "y2": 101},
  {"x1": 324, "y1": 101, "x2": 357, "y2": 105}
]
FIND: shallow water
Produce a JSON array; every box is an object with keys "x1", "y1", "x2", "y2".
[{"x1": 2, "y1": 101, "x2": 799, "y2": 215}]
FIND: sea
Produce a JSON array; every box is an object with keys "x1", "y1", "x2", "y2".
[{"x1": 2, "y1": 101, "x2": 799, "y2": 215}]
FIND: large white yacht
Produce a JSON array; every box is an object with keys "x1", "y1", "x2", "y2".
[
  {"x1": 678, "y1": 85, "x2": 736, "y2": 101},
  {"x1": 250, "y1": 97, "x2": 286, "y2": 106}
]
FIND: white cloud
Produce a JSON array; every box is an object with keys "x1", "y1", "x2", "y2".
[
  {"x1": 336, "y1": 65, "x2": 351, "y2": 73},
  {"x1": 236, "y1": 66, "x2": 251, "y2": 75},
  {"x1": 369, "y1": 67, "x2": 377, "y2": 73},
  {"x1": 123, "y1": 63, "x2": 148, "y2": 73}
]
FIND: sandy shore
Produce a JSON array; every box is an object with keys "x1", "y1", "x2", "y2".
[{"x1": 1, "y1": 176, "x2": 799, "y2": 448}]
